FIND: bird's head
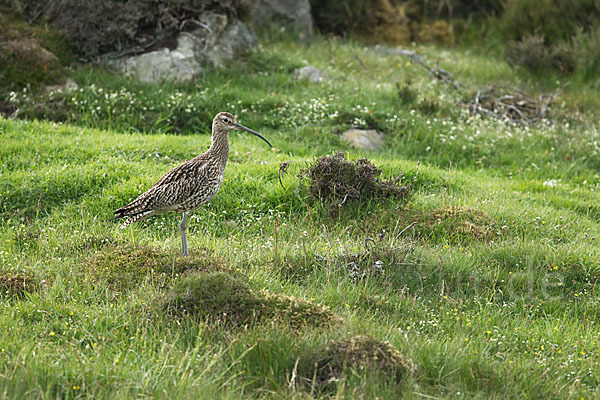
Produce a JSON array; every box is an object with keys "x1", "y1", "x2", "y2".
[{"x1": 212, "y1": 112, "x2": 272, "y2": 148}]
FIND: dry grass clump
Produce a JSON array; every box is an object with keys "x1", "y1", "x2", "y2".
[
  {"x1": 85, "y1": 244, "x2": 223, "y2": 291},
  {"x1": 300, "y1": 335, "x2": 412, "y2": 390},
  {"x1": 0, "y1": 271, "x2": 40, "y2": 298},
  {"x1": 161, "y1": 272, "x2": 340, "y2": 328},
  {"x1": 300, "y1": 153, "x2": 409, "y2": 206}
]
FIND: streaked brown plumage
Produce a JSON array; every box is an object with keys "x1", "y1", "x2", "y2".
[{"x1": 114, "y1": 112, "x2": 272, "y2": 255}]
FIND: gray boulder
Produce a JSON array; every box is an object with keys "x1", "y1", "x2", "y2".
[
  {"x1": 108, "y1": 13, "x2": 257, "y2": 83},
  {"x1": 342, "y1": 129, "x2": 385, "y2": 151},
  {"x1": 109, "y1": 34, "x2": 201, "y2": 83},
  {"x1": 293, "y1": 66, "x2": 326, "y2": 83},
  {"x1": 252, "y1": 0, "x2": 314, "y2": 38}
]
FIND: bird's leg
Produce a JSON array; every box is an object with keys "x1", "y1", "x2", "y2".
[{"x1": 180, "y1": 212, "x2": 189, "y2": 256}]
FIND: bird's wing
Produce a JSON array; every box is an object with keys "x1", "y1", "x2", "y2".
[
  {"x1": 115, "y1": 157, "x2": 214, "y2": 218},
  {"x1": 140, "y1": 159, "x2": 215, "y2": 209}
]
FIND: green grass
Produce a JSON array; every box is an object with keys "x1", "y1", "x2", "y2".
[{"x1": 1, "y1": 37, "x2": 600, "y2": 398}]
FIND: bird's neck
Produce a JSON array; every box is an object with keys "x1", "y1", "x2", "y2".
[{"x1": 209, "y1": 131, "x2": 229, "y2": 167}]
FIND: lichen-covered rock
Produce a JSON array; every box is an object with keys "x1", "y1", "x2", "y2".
[
  {"x1": 202, "y1": 18, "x2": 258, "y2": 68},
  {"x1": 293, "y1": 66, "x2": 326, "y2": 83},
  {"x1": 342, "y1": 129, "x2": 384, "y2": 151},
  {"x1": 108, "y1": 34, "x2": 201, "y2": 83},
  {"x1": 252, "y1": 0, "x2": 314, "y2": 38}
]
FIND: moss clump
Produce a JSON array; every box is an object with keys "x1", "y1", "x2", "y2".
[
  {"x1": 0, "y1": 271, "x2": 40, "y2": 298},
  {"x1": 301, "y1": 336, "x2": 412, "y2": 390},
  {"x1": 161, "y1": 272, "x2": 340, "y2": 328},
  {"x1": 300, "y1": 153, "x2": 409, "y2": 205},
  {"x1": 163, "y1": 272, "x2": 261, "y2": 326},
  {"x1": 85, "y1": 244, "x2": 223, "y2": 291}
]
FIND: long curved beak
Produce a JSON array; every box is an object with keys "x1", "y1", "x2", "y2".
[{"x1": 235, "y1": 123, "x2": 273, "y2": 148}]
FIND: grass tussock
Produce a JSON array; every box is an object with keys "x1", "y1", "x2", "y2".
[
  {"x1": 0, "y1": 271, "x2": 40, "y2": 298},
  {"x1": 162, "y1": 272, "x2": 340, "y2": 329},
  {"x1": 300, "y1": 336, "x2": 412, "y2": 391},
  {"x1": 162, "y1": 272, "x2": 260, "y2": 326},
  {"x1": 300, "y1": 153, "x2": 409, "y2": 206},
  {"x1": 85, "y1": 244, "x2": 224, "y2": 290},
  {"x1": 420, "y1": 205, "x2": 497, "y2": 241}
]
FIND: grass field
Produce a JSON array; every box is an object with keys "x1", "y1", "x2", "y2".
[{"x1": 1, "y1": 38, "x2": 600, "y2": 399}]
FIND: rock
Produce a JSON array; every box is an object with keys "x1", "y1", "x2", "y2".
[
  {"x1": 342, "y1": 129, "x2": 385, "y2": 151},
  {"x1": 44, "y1": 78, "x2": 79, "y2": 93},
  {"x1": 108, "y1": 33, "x2": 201, "y2": 83},
  {"x1": 251, "y1": 0, "x2": 314, "y2": 38},
  {"x1": 202, "y1": 19, "x2": 258, "y2": 68},
  {"x1": 108, "y1": 13, "x2": 257, "y2": 83},
  {"x1": 293, "y1": 66, "x2": 326, "y2": 83}
]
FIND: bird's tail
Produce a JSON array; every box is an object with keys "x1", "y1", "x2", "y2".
[{"x1": 114, "y1": 200, "x2": 156, "y2": 229}]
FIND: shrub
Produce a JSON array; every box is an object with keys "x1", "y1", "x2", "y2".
[
  {"x1": 505, "y1": 34, "x2": 550, "y2": 71},
  {"x1": 0, "y1": 15, "x2": 68, "y2": 93},
  {"x1": 573, "y1": 26, "x2": 600, "y2": 78},
  {"x1": 309, "y1": 0, "x2": 368, "y2": 36},
  {"x1": 9, "y1": 0, "x2": 247, "y2": 59},
  {"x1": 501, "y1": 0, "x2": 600, "y2": 45},
  {"x1": 415, "y1": 20, "x2": 454, "y2": 45}
]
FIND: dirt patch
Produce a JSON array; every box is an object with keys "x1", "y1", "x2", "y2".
[
  {"x1": 161, "y1": 271, "x2": 340, "y2": 328},
  {"x1": 0, "y1": 271, "x2": 40, "y2": 298},
  {"x1": 84, "y1": 244, "x2": 225, "y2": 291},
  {"x1": 299, "y1": 336, "x2": 412, "y2": 391},
  {"x1": 299, "y1": 153, "x2": 409, "y2": 209}
]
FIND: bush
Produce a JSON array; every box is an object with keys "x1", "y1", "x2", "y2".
[
  {"x1": 0, "y1": 14, "x2": 69, "y2": 93},
  {"x1": 573, "y1": 26, "x2": 600, "y2": 78},
  {"x1": 501, "y1": 0, "x2": 600, "y2": 45},
  {"x1": 505, "y1": 34, "x2": 550, "y2": 71},
  {"x1": 415, "y1": 20, "x2": 454, "y2": 45},
  {"x1": 8, "y1": 0, "x2": 246, "y2": 59},
  {"x1": 309, "y1": 0, "x2": 412, "y2": 45},
  {"x1": 505, "y1": 27, "x2": 600, "y2": 77}
]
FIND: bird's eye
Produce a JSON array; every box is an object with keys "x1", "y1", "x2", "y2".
[{"x1": 223, "y1": 118, "x2": 229, "y2": 123}]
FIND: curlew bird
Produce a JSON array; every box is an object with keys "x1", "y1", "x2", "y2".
[{"x1": 114, "y1": 112, "x2": 272, "y2": 256}]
